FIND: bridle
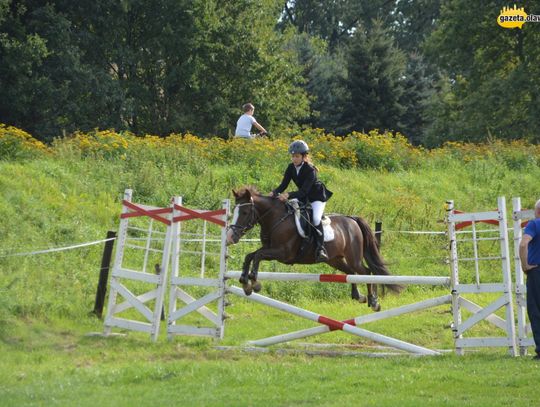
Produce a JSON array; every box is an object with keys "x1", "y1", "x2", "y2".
[
  {"x1": 228, "y1": 198, "x2": 258, "y2": 240},
  {"x1": 229, "y1": 196, "x2": 289, "y2": 241}
]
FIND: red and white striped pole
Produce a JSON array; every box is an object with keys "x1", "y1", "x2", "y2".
[
  {"x1": 249, "y1": 294, "x2": 452, "y2": 348},
  {"x1": 225, "y1": 271, "x2": 449, "y2": 286},
  {"x1": 227, "y1": 285, "x2": 440, "y2": 355}
]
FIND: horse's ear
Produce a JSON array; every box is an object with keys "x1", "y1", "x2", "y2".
[{"x1": 232, "y1": 189, "x2": 239, "y2": 198}]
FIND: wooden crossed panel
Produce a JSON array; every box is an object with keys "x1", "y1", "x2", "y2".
[
  {"x1": 120, "y1": 200, "x2": 172, "y2": 225},
  {"x1": 453, "y1": 209, "x2": 499, "y2": 230},
  {"x1": 173, "y1": 204, "x2": 226, "y2": 227}
]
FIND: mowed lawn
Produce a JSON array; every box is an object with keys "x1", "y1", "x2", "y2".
[{"x1": 1, "y1": 296, "x2": 539, "y2": 407}]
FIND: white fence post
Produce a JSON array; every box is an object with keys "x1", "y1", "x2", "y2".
[
  {"x1": 103, "y1": 189, "x2": 132, "y2": 337},
  {"x1": 497, "y1": 197, "x2": 518, "y2": 356},
  {"x1": 216, "y1": 199, "x2": 230, "y2": 339},
  {"x1": 446, "y1": 200, "x2": 463, "y2": 355}
]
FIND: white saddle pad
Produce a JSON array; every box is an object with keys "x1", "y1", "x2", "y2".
[{"x1": 289, "y1": 199, "x2": 335, "y2": 242}]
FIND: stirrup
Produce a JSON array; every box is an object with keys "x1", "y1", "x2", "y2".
[{"x1": 316, "y1": 248, "x2": 328, "y2": 262}]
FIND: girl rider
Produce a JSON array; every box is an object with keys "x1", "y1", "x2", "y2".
[{"x1": 270, "y1": 140, "x2": 333, "y2": 262}]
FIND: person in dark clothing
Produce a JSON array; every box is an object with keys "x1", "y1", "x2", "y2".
[
  {"x1": 519, "y1": 199, "x2": 540, "y2": 360},
  {"x1": 269, "y1": 140, "x2": 333, "y2": 262}
]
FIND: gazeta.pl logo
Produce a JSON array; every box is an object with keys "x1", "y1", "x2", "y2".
[{"x1": 498, "y1": 4, "x2": 540, "y2": 28}]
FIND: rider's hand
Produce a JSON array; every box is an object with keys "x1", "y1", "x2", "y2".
[{"x1": 278, "y1": 192, "x2": 288, "y2": 202}]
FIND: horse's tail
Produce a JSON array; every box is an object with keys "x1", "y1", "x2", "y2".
[{"x1": 352, "y1": 216, "x2": 404, "y2": 294}]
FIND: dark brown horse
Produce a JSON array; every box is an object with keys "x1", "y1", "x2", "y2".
[{"x1": 226, "y1": 186, "x2": 402, "y2": 311}]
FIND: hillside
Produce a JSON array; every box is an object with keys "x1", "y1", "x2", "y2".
[{"x1": 1, "y1": 128, "x2": 539, "y2": 323}]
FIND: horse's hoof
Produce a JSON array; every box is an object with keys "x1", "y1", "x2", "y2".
[
  {"x1": 242, "y1": 283, "x2": 253, "y2": 296},
  {"x1": 239, "y1": 276, "x2": 249, "y2": 285},
  {"x1": 371, "y1": 304, "x2": 381, "y2": 312},
  {"x1": 252, "y1": 281, "x2": 262, "y2": 293},
  {"x1": 356, "y1": 294, "x2": 367, "y2": 304}
]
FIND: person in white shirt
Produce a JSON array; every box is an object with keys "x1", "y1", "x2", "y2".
[{"x1": 235, "y1": 103, "x2": 267, "y2": 139}]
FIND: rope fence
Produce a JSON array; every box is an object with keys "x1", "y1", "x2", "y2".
[{"x1": 0, "y1": 221, "x2": 511, "y2": 259}]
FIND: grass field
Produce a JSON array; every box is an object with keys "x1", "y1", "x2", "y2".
[
  {"x1": 2, "y1": 135, "x2": 540, "y2": 406},
  {"x1": 1, "y1": 300, "x2": 539, "y2": 407}
]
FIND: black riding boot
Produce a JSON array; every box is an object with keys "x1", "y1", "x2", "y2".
[{"x1": 315, "y1": 223, "x2": 328, "y2": 262}]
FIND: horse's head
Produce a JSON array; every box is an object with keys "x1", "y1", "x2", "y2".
[{"x1": 226, "y1": 187, "x2": 259, "y2": 245}]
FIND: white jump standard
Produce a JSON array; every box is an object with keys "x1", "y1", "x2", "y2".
[
  {"x1": 103, "y1": 189, "x2": 174, "y2": 341},
  {"x1": 446, "y1": 197, "x2": 517, "y2": 356}
]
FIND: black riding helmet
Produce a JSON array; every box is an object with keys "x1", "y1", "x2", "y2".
[{"x1": 288, "y1": 140, "x2": 309, "y2": 155}]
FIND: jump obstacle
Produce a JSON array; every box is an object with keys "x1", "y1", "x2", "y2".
[{"x1": 102, "y1": 190, "x2": 535, "y2": 357}]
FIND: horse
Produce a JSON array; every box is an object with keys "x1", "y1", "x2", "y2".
[{"x1": 225, "y1": 186, "x2": 403, "y2": 311}]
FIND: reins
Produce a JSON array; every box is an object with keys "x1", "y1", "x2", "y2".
[{"x1": 229, "y1": 196, "x2": 292, "y2": 240}]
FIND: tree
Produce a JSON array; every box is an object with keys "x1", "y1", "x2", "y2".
[
  {"x1": 342, "y1": 20, "x2": 406, "y2": 134},
  {"x1": 0, "y1": 0, "x2": 310, "y2": 140},
  {"x1": 423, "y1": 0, "x2": 540, "y2": 144},
  {"x1": 280, "y1": 0, "x2": 396, "y2": 50},
  {"x1": 283, "y1": 32, "x2": 348, "y2": 132},
  {"x1": 399, "y1": 52, "x2": 434, "y2": 143},
  {"x1": 185, "y1": 0, "x2": 309, "y2": 137},
  {"x1": 308, "y1": 48, "x2": 350, "y2": 133},
  {"x1": 64, "y1": 0, "x2": 200, "y2": 135},
  {"x1": 0, "y1": 1, "x2": 120, "y2": 140},
  {"x1": 280, "y1": 0, "x2": 438, "y2": 138},
  {"x1": 392, "y1": 0, "x2": 441, "y2": 52}
]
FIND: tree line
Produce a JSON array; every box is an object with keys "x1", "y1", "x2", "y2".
[{"x1": 1, "y1": 0, "x2": 539, "y2": 146}]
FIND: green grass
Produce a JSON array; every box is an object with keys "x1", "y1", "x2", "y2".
[
  {"x1": 1, "y1": 302, "x2": 539, "y2": 407},
  {"x1": 2, "y1": 152, "x2": 540, "y2": 406}
]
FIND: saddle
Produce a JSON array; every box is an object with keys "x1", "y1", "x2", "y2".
[{"x1": 287, "y1": 199, "x2": 334, "y2": 242}]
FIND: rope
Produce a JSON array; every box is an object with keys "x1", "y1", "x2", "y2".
[
  {"x1": 377, "y1": 230, "x2": 446, "y2": 235},
  {"x1": 0, "y1": 237, "x2": 116, "y2": 258}
]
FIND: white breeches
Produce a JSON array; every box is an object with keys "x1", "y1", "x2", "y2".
[{"x1": 311, "y1": 201, "x2": 326, "y2": 226}]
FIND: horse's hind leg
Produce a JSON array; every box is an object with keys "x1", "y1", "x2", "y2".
[
  {"x1": 342, "y1": 249, "x2": 381, "y2": 312},
  {"x1": 327, "y1": 258, "x2": 366, "y2": 304},
  {"x1": 367, "y1": 284, "x2": 381, "y2": 312},
  {"x1": 351, "y1": 284, "x2": 367, "y2": 304},
  {"x1": 356, "y1": 264, "x2": 381, "y2": 312}
]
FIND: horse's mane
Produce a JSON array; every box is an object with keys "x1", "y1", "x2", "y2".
[{"x1": 235, "y1": 185, "x2": 261, "y2": 198}]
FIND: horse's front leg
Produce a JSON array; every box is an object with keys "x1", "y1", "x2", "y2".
[{"x1": 240, "y1": 251, "x2": 256, "y2": 295}]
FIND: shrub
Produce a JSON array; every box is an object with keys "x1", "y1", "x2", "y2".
[
  {"x1": 55, "y1": 129, "x2": 132, "y2": 159},
  {"x1": 0, "y1": 124, "x2": 48, "y2": 160},
  {"x1": 3, "y1": 123, "x2": 540, "y2": 173}
]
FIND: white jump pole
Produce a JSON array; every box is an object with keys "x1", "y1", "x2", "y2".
[
  {"x1": 227, "y1": 285, "x2": 441, "y2": 355},
  {"x1": 248, "y1": 294, "x2": 452, "y2": 347},
  {"x1": 225, "y1": 271, "x2": 450, "y2": 286}
]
